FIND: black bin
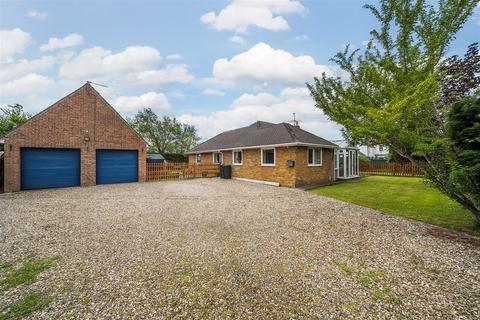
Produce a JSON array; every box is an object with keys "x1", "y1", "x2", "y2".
[
  {"x1": 220, "y1": 165, "x2": 225, "y2": 178},
  {"x1": 221, "y1": 165, "x2": 232, "y2": 179}
]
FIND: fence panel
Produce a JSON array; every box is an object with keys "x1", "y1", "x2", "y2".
[
  {"x1": 360, "y1": 162, "x2": 424, "y2": 177},
  {"x1": 146, "y1": 162, "x2": 220, "y2": 181}
]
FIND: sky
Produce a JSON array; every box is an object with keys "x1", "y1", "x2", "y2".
[{"x1": 1, "y1": 0, "x2": 479, "y2": 141}]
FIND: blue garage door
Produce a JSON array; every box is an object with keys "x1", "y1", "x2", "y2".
[
  {"x1": 96, "y1": 149, "x2": 138, "y2": 185},
  {"x1": 21, "y1": 148, "x2": 80, "y2": 190}
]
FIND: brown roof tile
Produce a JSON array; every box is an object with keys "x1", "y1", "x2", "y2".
[{"x1": 188, "y1": 121, "x2": 337, "y2": 153}]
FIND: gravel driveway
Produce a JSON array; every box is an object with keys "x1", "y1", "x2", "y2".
[{"x1": 1, "y1": 179, "x2": 479, "y2": 319}]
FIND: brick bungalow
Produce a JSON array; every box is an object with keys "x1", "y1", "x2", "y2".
[
  {"x1": 187, "y1": 121, "x2": 360, "y2": 187},
  {"x1": 3, "y1": 83, "x2": 146, "y2": 192}
]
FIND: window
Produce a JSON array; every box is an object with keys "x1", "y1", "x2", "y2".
[
  {"x1": 195, "y1": 153, "x2": 201, "y2": 164},
  {"x1": 308, "y1": 148, "x2": 322, "y2": 166},
  {"x1": 212, "y1": 152, "x2": 222, "y2": 164},
  {"x1": 261, "y1": 148, "x2": 275, "y2": 166},
  {"x1": 379, "y1": 146, "x2": 384, "y2": 151},
  {"x1": 233, "y1": 150, "x2": 243, "y2": 165}
]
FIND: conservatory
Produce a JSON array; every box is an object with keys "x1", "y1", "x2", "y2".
[{"x1": 334, "y1": 148, "x2": 360, "y2": 179}]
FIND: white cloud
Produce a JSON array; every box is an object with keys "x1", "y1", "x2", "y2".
[
  {"x1": 27, "y1": 10, "x2": 48, "y2": 20},
  {"x1": 0, "y1": 56, "x2": 55, "y2": 82},
  {"x1": 40, "y1": 33, "x2": 84, "y2": 52},
  {"x1": 59, "y1": 46, "x2": 194, "y2": 86},
  {"x1": 0, "y1": 73, "x2": 54, "y2": 96},
  {"x1": 166, "y1": 54, "x2": 182, "y2": 60},
  {"x1": 202, "y1": 88, "x2": 226, "y2": 96},
  {"x1": 200, "y1": 0, "x2": 305, "y2": 33},
  {"x1": 178, "y1": 87, "x2": 341, "y2": 140},
  {"x1": 135, "y1": 64, "x2": 194, "y2": 86},
  {"x1": 212, "y1": 42, "x2": 335, "y2": 87},
  {"x1": 229, "y1": 35, "x2": 246, "y2": 45},
  {"x1": 0, "y1": 28, "x2": 31, "y2": 61},
  {"x1": 113, "y1": 92, "x2": 171, "y2": 114},
  {"x1": 232, "y1": 92, "x2": 279, "y2": 107}
]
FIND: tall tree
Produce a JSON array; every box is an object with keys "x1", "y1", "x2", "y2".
[
  {"x1": 128, "y1": 108, "x2": 201, "y2": 154},
  {"x1": 307, "y1": 0, "x2": 480, "y2": 221},
  {"x1": 0, "y1": 104, "x2": 30, "y2": 138}
]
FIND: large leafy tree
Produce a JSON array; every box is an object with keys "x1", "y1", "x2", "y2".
[
  {"x1": 307, "y1": 0, "x2": 480, "y2": 221},
  {"x1": 128, "y1": 108, "x2": 201, "y2": 155},
  {"x1": 1, "y1": 104, "x2": 30, "y2": 150}
]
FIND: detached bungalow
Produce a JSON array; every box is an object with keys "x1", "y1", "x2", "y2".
[{"x1": 187, "y1": 121, "x2": 360, "y2": 187}]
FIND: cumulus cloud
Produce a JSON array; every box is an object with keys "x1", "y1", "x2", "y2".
[
  {"x1": 135, "y1": 64, "x2": 194, "y2": 86},
  {"x1": 113, "y1": 92, "x2": 171, "y2": 114},
  {"x1": 229, "y1": 35, "x2": 246, "y2": 45},
  {"x1": 202, "y1": 88, "x2": 225, "y2": 96},
  {"x1": 212, "y1": 42, "x2": 335, "y2": 87},
  {"x1": 0, "y1": 73, "x2": 54, "y2": 96},
  {"x1": 27, "y1": 10, "x2": 48, "y2": 20},
  {"x1": 0, "y1": 56, "x2": 55, "y2": 82},
  {"x1": 0, "y1": 28, "x2": 31, "y2": 61},
  {"x1": 200, "y1": 0, "x2": 305, "y2": 33},
  {"x1": 59, "y1": 46, "x2": 193, "y2": 86},
  {"x1": 178, "y1": 87, "x2": 341, "y2": 140},
  {"x1": 40, "y1": 33, "x2": 84, "y2": 52}
]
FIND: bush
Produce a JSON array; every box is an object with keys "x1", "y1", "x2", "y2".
[{"x1": 164, "y1": 153, "x2": 187, "y2": 163}]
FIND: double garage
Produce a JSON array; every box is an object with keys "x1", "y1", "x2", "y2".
[
  {"x1": 3, "y1": 83, "x2": 146, "y2": 192},
  {"x1": 20, "y1": 148, "x2": 138, "y2": 190}
]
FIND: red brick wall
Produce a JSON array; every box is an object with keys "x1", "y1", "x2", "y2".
[
  {"x1": 188, "y1": 146, "x2": 334, "y2": 187},
  {"x1": 3, "y1": 84, "x2": 146, "y2": 192}
]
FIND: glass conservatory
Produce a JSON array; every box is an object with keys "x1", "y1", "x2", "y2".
[{"x1": 334, "y1": 148, "x2": 360, "y2": 179}]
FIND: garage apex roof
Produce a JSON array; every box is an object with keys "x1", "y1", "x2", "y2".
[
  {"x1": 187, "y1": 121, "x2": 338, "y2": 154},
  {"x1": 3, "y1": 82, "x2": 146, "y2": 144}
]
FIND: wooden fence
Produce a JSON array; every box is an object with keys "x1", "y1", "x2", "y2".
[
  {"x1": 146, "y1": 162, "x2": 220, "y2": 181},
  {"x1": 360, "y1": 162, "x2": 424, "y2": 177}
]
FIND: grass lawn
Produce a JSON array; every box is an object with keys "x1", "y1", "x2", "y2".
[{"x1": 310, "y1": 176, "x2": 480, "y2": 236}]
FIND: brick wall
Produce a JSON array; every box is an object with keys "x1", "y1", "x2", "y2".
[
  {"x1": 3, "y1": 84, "x2": 146, "y2": 192},
  {"x1": 188, "y1": 146, "x2": 334, "y2": 187},
  {"x1": 295, "y1": 147, "x2": 334, "y2": 186}
]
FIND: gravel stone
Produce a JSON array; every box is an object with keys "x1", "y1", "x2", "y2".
[{"x1": 0, "y1": 178, "x2": 479, "y2": 319}]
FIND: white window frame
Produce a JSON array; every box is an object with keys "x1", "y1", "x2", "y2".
[
  {"x1": 334, "y1": 150, "x2": 339, "y2": 170},
  {"x1": 260, "y1": 148, "x2": 276, "y2": 166},
  {"x1": 195, "y1": 153, "x2": 201, "y2": 165},
  {"x1": 308, "y1": 148, "x2": 323, "y2": 166},
  {"x1": 212, "y1": 151, "x2": 222, "y2": 164},
  {"x1": 232, "y1": 149, "x2": 243, "y2": 165}
]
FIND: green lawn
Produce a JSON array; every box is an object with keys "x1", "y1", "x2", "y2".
[{"x1": 310, "y1": 176, "x2": 480, "y2": 236}]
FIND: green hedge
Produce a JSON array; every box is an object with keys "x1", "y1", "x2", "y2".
[{"x1": 164, "y1": 153, "x2": 187, "y2": 163}]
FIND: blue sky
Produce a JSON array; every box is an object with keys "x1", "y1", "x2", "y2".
[{"x1": 1, "y1": 0, "x2": 479, "y2": 141}]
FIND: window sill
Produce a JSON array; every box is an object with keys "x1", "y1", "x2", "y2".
[
  {"x1": 261, "y1": 163, "x2": 275, "y2": 167},
  {"x1": 233, "y1": 163, "x2": 243, "y2": 166},
  {"x1": 308, "y1": 164, "x2": 322, "y2": 167}
]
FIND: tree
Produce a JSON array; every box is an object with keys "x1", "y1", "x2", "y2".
[
  {"x1": 128, "y1": 108, "x2": 201, "y2": 155},
  {"x1": 447, "y1": 96, "x2": 480, "y2": 199},
  {"x1": 1, "y1": 104, "x2": 31, "y2": 150},
  {"x1": 307, "y1": 0, "x2": 480, "y2": 221}
]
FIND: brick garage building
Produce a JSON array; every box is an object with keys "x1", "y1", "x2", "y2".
[
  {"x1": 187, "y1": 121, "x2": 360, "y2": 188},
  {"x1": 3, "y1": 83, "x2": 146, "y2": 192}
]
